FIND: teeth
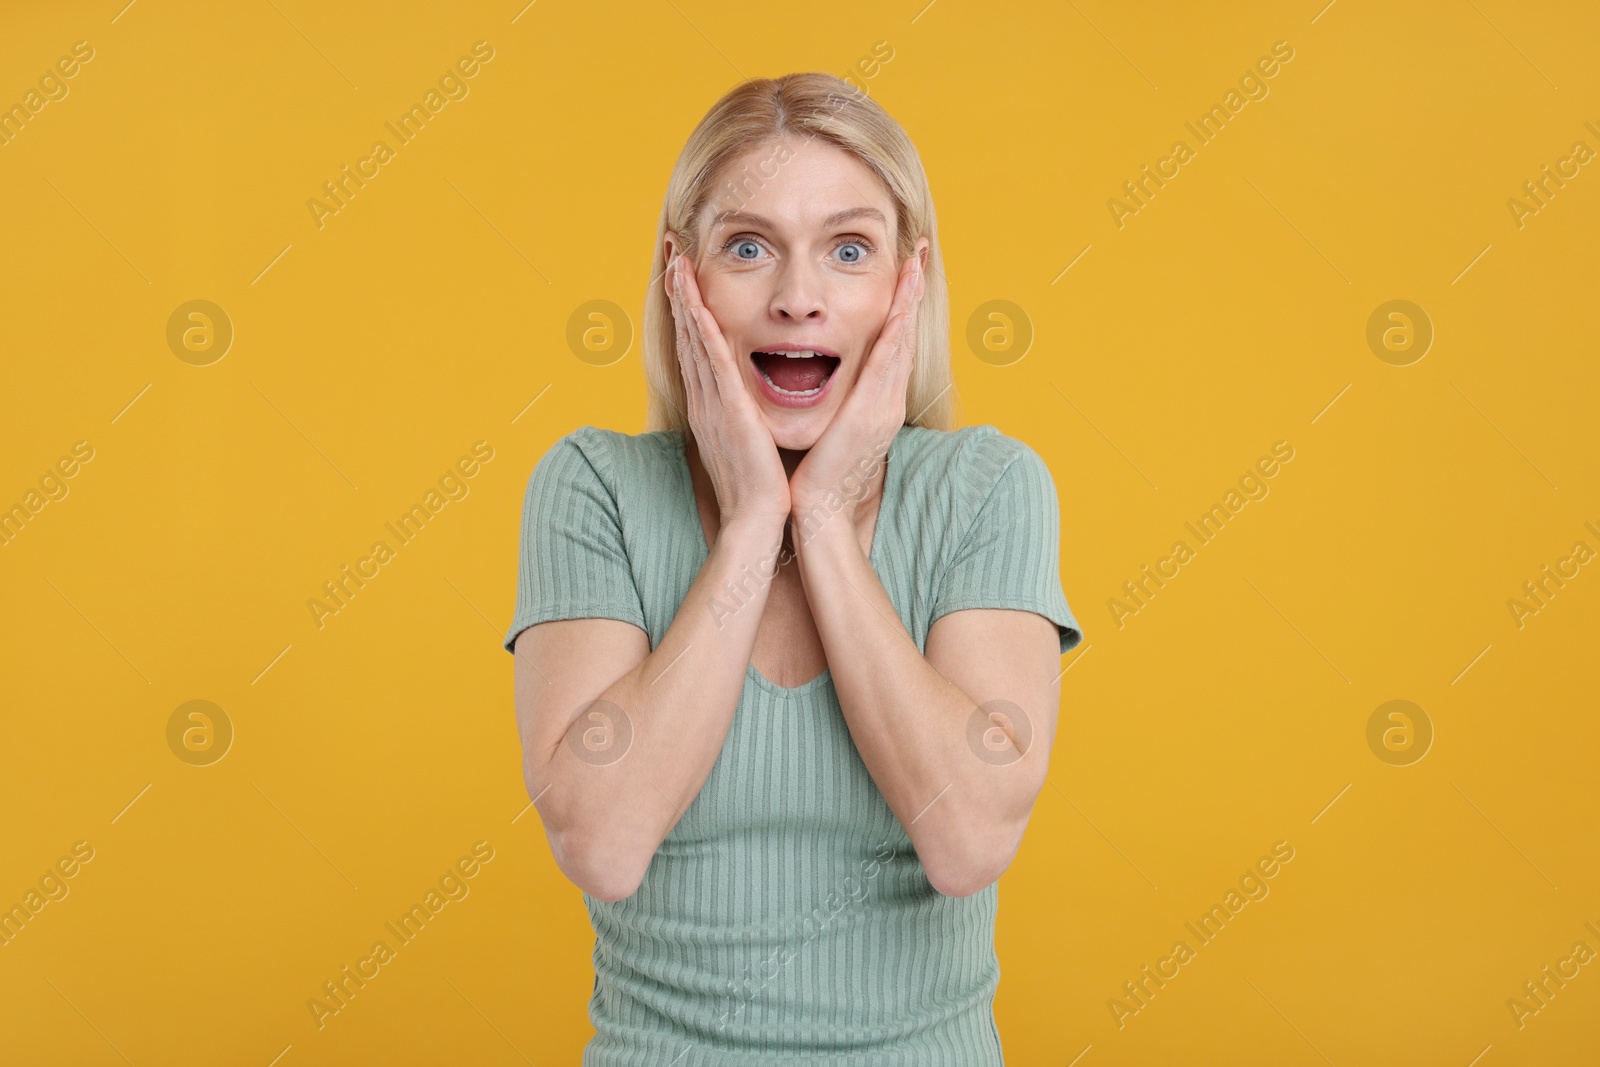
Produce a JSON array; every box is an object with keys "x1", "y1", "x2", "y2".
[
  {"x1": 757, "y1": 367, "x2": 826, "y2": 397},
  {"x1": 755, "y1": 350, "x2": 821, "y2": 359}
]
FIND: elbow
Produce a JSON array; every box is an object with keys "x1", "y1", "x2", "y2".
[
  {"x1": 927, "y1": 859, "x2": 1001, "y2": 899},
  {"x1": 570, "y1": 863, "x2": 644, "y2": 903},
  {"x1": 924, "y1": 822, "x2": 1024, "y2": 898},
  {"x1": 521, "y1": 767, "x2": 646, "y2": 901},
  {"x1": 522, "y1": 765, "x2": 651, "y2": 901},
  {"x1": 549, "y1": 827, "x2": 649, "y2": 902}
]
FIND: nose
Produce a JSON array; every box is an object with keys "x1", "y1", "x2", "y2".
[{"x1": 768, "y1": 262, "x2": 826, "y2": 322}]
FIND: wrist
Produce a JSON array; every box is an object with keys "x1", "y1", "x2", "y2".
[
  {"x1": 790, "y1": 504, "x2": 865, "y2": 561},
  {"x1": 716, "y1": 509, "x2": 788, "y2": 547}
]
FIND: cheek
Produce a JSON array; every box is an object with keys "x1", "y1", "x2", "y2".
[
  {"x1": 699, "y1": 284, "x2": 757, "y2": 348},
  {"x1": 845, "y1": 281, "x2": 899, "y2": 334},
  {"x1": 849, "y1": 270, "x2": 895, "y2": 304}
]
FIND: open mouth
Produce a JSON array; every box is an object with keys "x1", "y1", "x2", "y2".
[{"x1": 750, "y1": 350, "x2": 841, "y2": 400}]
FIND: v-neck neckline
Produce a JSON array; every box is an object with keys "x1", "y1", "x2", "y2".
[{"x1": 671, "y1": 426, "x2": 910, "y2": 696}]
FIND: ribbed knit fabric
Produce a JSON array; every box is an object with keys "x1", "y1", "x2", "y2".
[{"x1": 504, "y1": 423, "x2": 1084, "y2": 1065}]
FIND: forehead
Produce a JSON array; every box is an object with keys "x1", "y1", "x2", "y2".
[{"x1": 701, "y1": 137, "x2": 895, "y2": 239}]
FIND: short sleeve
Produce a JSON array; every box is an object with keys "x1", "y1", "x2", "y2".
[
  {"x1": 502, "y1": 430, "x2": 648, "y2": 654},
  {"x1": 928, "y1": 438, "x2": 1084, "y2": 654}
]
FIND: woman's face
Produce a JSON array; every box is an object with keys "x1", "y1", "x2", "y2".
[{"x1": 667, "y1": 136, "x2": 927, "y2": 452}]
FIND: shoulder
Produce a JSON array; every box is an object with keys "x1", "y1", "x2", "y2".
[
  {"x1": 893, "y1": 423, "x2": 1054, "y2": 508},
  {"x1": 528, "y1": 425, "x2": 683, "y2": 491}
]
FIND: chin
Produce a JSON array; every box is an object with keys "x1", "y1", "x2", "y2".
[{"x1": 762, "y1": 410, "x2": 829, "y2": 452}]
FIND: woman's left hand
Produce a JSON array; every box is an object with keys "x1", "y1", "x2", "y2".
[{"x1": 788, "y1": 252, "x2": 924, "y2": 537}]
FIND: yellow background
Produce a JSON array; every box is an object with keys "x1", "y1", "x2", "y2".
[{"x1": 2, "y1": 0, "x2": 1597, "y2": 1063}]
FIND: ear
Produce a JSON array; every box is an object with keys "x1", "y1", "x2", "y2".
[
  {"x1": 912, "y1": 239, "x2": 930, "y2": 297},
  {"x1": 663, "y1": 230, "x2": 683, "y2": 292}
]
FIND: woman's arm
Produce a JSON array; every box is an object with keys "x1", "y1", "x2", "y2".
[
  {"x1": 513, "y1": 512, "x2": 786, "y2": 902},
  {"x1": 793, "y1": 519, "x2": 1063, "y2": 898},
  {"x1": 784, "y1": 252, "x2": 1075, "y2": 897},
  {"x1": 514, "y1": 252, "x2": 792, "y2": 902}
]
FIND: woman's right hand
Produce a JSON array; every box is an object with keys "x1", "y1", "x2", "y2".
[{"x1": 667, "y1": 253, "x2": 791, "y2": 529}]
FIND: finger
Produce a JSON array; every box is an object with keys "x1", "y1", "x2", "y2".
[
  {"x1": 674, "y1": 260, "x2": 703, "y2": 364},
  {"x1": 865, "y1": 295, "x2": 918, "y2": 388},
  {"x1": 896, "y1": 290, "x2": 920, "y2": 375},
  {"x1": 893, "y1": 295, "x2": 920, "y2": 406},
  {"x1": 892, "y1": 265, "x2": 924, "y2": 422},
  {"x1": 879, "y1": 258, "x2": 921, "y2": 367},
  {"x1": 679, "y1": 281, "x2": 729, "y2": 422},
  {"x1": 687, "y1": 301, "x2": 741, "y2": 409},
  {"x1": 679, "y1": 264, "x2": 748, "y2": 407},
  {"x1": 897, "y1": 255, "x2": 921, "y2": 319},
  {"x1": 863, "y1": 317, "x2": 914, "y2": 432},
  {"x1": 883, "y1": 308, "x2": 917, "y2": 393},
  {"x1": 673, "y1": 260, "x2": 716, "y2": 387},
  {"x1": 667, "y1": 260, "x2": 697, "y2": 391},
  {"x1": 903, "y1": 261, "x2": 923, "y2": 359},
  {"x1": 893, "y1": 259, "x2": 923, "y2": 373},
  {"x1": 671, "y1": 264, "x2": 716, "y2": 425}
]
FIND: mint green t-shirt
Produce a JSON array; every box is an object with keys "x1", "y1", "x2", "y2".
[{"x1": 504, "y1": 422, "x2": 1083, "y2": 1065}]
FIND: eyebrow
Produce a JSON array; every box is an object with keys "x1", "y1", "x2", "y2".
[{"x1": 707, "y1": 206, "x2": 889, "y2": 234}]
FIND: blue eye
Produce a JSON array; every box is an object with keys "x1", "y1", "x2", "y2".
[{"x1": 718, "y1": 235, "x2": 877, "y2": 264}]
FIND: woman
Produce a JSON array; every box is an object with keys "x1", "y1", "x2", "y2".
[{"x1": 505, "y1": 72, "x2": 1084, "y2": 1065}]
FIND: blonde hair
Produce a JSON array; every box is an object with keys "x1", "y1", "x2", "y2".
[{"x1": 641, "y1": 72, "x2": 958, "y2": 434}]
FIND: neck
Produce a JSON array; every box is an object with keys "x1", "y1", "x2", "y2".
[
  {"x1": 777, "y1": 446, "x2": 805, "y2": 480},
  {"x1": 681, "y1": 431, "x2": 889, "y2": 537}
]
